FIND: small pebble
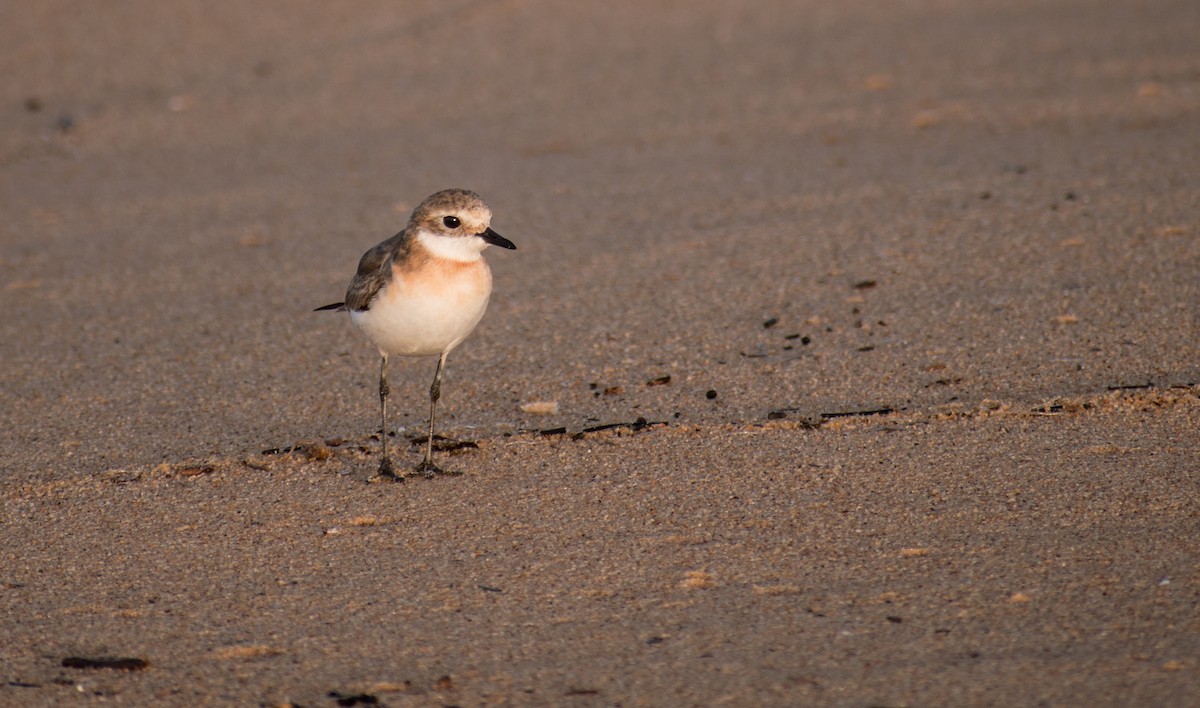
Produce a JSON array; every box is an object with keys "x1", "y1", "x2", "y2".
[{"x1": 520, "y1": 401, "x2": 559, "y2": 415}]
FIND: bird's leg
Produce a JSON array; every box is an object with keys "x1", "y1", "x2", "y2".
[
  {"x1": 376, "y1": 355, "x2": 401, "y2": 480},
  {"x1": 414, "y1": 351, "x2": 457, "y2": 477},
  {"x1": 426, "y1": 353, "x2": 443, "y2": 467}
]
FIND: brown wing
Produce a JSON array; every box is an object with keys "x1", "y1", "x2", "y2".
[{"x1": 344, "y1": 230, "x2": 411, "y2": 311}]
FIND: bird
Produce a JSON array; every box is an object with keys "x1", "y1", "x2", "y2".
[{"x1": 316, "y1": 189, "x2": 516, "y2": 480}]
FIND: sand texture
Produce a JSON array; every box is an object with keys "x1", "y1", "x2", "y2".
[{"x1": 2, "y1": 1, "x2": 1198, "y2": 705}]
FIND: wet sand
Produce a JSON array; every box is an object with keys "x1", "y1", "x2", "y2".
[{"x1": 2, "y1": 1, "x2": 1198, "y2": 705}]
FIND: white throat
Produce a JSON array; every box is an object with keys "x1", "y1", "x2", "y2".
[{"x1": 415, "y1": 230, "x2": 487, "y2": 262}]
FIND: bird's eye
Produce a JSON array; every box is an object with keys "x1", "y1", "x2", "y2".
[{"x1": 442, "y1": 215, "x2": 460, "y2": 229}]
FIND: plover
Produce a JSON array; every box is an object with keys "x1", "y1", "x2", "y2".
[{"x1": 316, "y1": 189, "x2": 516, "y2": 479}]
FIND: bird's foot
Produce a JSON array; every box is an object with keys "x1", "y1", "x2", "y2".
[
  {"x1": 413, "y1": 459, "x2": 461, "y2": 479},
  {"x1": 370, "y1": 457, "x2": 405, "y2": 483}
]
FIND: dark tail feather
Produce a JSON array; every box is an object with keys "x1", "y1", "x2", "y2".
[{"x1": 314, "y1": 302, "x2": 347, "y2": 312}]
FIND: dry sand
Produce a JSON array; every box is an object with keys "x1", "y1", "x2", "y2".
[{"x1": 2, "y1": 1, "x2": 1198, "y2": 705}]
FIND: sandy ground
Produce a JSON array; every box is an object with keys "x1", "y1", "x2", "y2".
[{"x1": 2, "y1": 1, "x2": 1198, "y2": 705}]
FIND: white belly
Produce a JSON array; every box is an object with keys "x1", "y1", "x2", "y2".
[{"x1": 351, "y1": 288, "x2": 490, "y2": 357}]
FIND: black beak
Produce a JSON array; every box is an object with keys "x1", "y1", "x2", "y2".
[{"x1": 479, "y1": 227, "x2": 516, "y2": 250}]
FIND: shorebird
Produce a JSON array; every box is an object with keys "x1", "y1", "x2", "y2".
[{"x1": 316, "y1": 189, "x2": 516, "y2": 479}]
